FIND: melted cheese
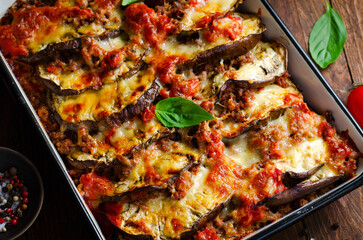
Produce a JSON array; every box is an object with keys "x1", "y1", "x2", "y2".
[
  {"x1": 224, "y1": 107, "x2": 339, "y2": 181},
  {"x1": 109, "y1": 117, "x2": 168, "y2": 155},
  {"x1": 54, "y1": 69, "x2": 155, "y2": 122},
  {"x1": 114, "y1": 139, "x2": 202, "y2": 194},
  {"x1": 38, "y1": 35, "x2": 141, "y2": 91},
  {"x1": 180, "y1": 0, "x2": 239, "y2": 31},
  {"x1": 160, "y1": 15, "x2": 263, "y2": 60},
  {"x1": 219, "y1": 80, "x2": 302, "y2": 138},
  {"x1": 29, "y1": 24, "x2": 79, "y2": 53}
]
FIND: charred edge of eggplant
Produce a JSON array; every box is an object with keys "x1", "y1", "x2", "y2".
[
  {"x1": 282, "y1": 164, "x2": 325, "y2": 188},
  {"x1": 166, "y1": 160, "x2": 201, "y2": 196},
  {"x1": 107, "y1": 79, "x2": 161, "y2": 127},
  {"x1": 18, "y1": 29, "x2": 124, "y2": 63},
  {"x1": 262, "y1": 175, "x2": 344, "y2": 208},
  {"x1": 37, "y1": 68, "x2": 98, "y2": 95},
  {"x1": 18, "y1": 38, "x2": 82, "y2": 63},
  {"x1": 178, "y1": 30, "x2": 264, "y2": 71},
  {"x1": 46, "y1": 90, "x2": 65, "y2": 127},
  {"x1": 38, "y1": 57, "x2": 145, "y2": 95},
  {"x1": 180, "y1": 197, "x2": 232, "y2": 240}
]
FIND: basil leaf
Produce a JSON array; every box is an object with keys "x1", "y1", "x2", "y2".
[
  {"x1": 155, "y1": 97, "x2": 215, "y2": 128},
  {"x1": 309, "y1": 2, "x2": 347, "y2": 69},
  {"x1": 122, "y1": 0, "x2": 139, "y2": 6}
]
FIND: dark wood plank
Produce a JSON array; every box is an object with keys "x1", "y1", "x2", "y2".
[
  {"x1": 267, "y1": 221, "x2": 306, "y2": 240},
  {"x1": 302, "y1": 188, "x2": 363, "y2": 240},
  {"x1": 332, "y1": 0, "x2": 363, "y2": 85},
  {"x1": 0, "y1": 78, "x2": 96, "y2": 240}
]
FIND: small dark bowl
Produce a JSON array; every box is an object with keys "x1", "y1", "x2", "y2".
[{"x1": 0, "y1": 147, "x2": 44, "y2": 240}]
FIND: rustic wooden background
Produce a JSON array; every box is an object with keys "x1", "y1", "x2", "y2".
[{"x1": 0, "y1": 0, "x2": 362, "y2": 239}]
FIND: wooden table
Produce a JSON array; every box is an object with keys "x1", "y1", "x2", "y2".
[{"x1": 0, "y1": 0, "x2": 362, "y2": 239}]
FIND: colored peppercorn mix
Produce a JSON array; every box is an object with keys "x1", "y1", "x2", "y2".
[{"x1": 0, "y1": 167, "x2": 28, "y2": 232}]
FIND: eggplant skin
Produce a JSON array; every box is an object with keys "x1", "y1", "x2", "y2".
[
  {"x1": 107, "y1": 79, "x2": 161, "y2": 127},
  {"x1": 18, "y1": 29, "x2": 123, "y2": 63},
  {"x1": 282, "y1": 164, "x2": 324, "y2": 188},
  {"x1": 18, "y1": 39, "x2": 82, "y2": 63},
  {"x1": 263, "y1": 175, "x2": 343, "y2": 208},
  {"x1": 179, "y1": 32, "x2": 264, "y2": 70}
]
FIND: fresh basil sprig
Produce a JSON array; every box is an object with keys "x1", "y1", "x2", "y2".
[
  {"x1": 122, "y1": 0, "x2": 139, "y2": 6},
  {"x1": 309, "y1": 2, "x2": 347, "y2": 69},
  {"x1": 155, "y1": 97, "x2": 215, "y2": 128}
]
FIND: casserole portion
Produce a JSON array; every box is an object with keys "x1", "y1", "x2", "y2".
[{"x1": 0, "y1": 1, "x2": 360, "y2": 240}]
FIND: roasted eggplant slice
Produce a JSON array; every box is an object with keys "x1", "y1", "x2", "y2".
[
  {"x1": 161, "y1": 13, "x2": 265, "y2": 69},
  {"x1": 217, "y1": 79, "x2": 302, "y2": 138},
  {"x1": 214, "y1": 41, "x2": 287, "y2": 90},
  {"x1": 107, "y1": 137, "x2": 201, "y2": 196},
  {"x1": 35, "y1": 30, "x2": 145, "y2": 95},
  {"x1": 20, "y1": 29, "x2": 125, "y2": 63},
  {"x1": 68, "y1": 117, "x2": 170, "y2": 168},
  {"x1": 263, "y1": 175, "x2": 343, "y2": 208},
  {"x1": 104, "y1": 163, "x2": 232, "y2": 239},
  {"x1": 38, "y1": 59, "x2": 144, "y2": 95},
  {"x1": 223, "y1": 104, "x2": 349, "y2": 192},
  {"x1": 49, "y1": 69, "x2": 159, "y2": 124}
]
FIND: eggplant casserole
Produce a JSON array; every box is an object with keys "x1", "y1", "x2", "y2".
[{"x1": 0, "y1": 0, "x2": 361, "y2": 239}]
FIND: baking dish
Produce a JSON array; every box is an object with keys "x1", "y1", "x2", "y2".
[{"x1": 0, "y1": 0, "x2": 362, "y2": 239}]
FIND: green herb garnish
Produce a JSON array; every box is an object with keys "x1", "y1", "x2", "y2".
[
  {"x1": 309, "y1": 2, "x2": 347, "y2": 69},
  {"x1": 155, "y1": 97, "x2": 215, "y2": 128}
]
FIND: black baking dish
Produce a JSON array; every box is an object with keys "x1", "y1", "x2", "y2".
[{"x1": 0, "y1": 0, "x2": 362, "y2": 239}]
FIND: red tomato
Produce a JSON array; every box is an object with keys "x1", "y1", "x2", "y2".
[{"x1": 347, "y1": 86, "x2": 363, "y2": 128}]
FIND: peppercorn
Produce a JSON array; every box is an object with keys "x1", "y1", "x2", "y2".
[
  {"x1": 5, "y1": 223, "x2": 11, "y2": 230},
  {"x1": 1, "y1": 199, "x2": 7, "y2": 204},
  {"x1": 0, "y1": 218, "x2": 4, "y2": 224},
  {"x1": 9, "y1": 190, "x2": 15, "y2": 196},
  {"x1": 9, "y1": 168, "x2": 17, "y2": 176},
  {"x1": 5, "y1": 208, "x2": 11, "y2": 214},
  {"x1": 13, "y1": 196, "x2": 19, "y2": 202},
  {"x1": 21, "y1": 204, "x2": 27, "y2": 210},
  {"x1": 22, "y1": 191, "x2": 28, "y2": 197},
  {"x1": 10, "y1": 219, "x2": 17, "y2": 225},
  {"x1": 23, "y1": 198, "x2": 28, "y2": 204},
  {"x1": 2, "y1": 227, "x2": 6, "y2": 232},
  {"x1": 4, "y1": 217, "x2": 10, "y2": 221},
  {"x1": 1, "y1": 187, "x2": 8, "y2": 193}
]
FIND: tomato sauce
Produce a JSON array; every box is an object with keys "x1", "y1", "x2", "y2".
[
  {"x1": 125, "y1": 3, "x2": 175, "y2": 47},
  {"x1": 170, "y1": 78, "x2": 200, "y2": 98},
  {"x1": 196, "y1": 228, "x2": 220, "y2": 240},
  {"x1": 318, "y1": 123, "x2": 358, "y2": 176},
  {"x1": 79, "y1": 172, "x2": 115, "y2": 209},
  {"x1": 0, "y1": 6, "x2": 92, "y2": 57},
  {"x1": 141, "y1": 106, "x2": 156, "y2": 123},
  {"x1": 237, "y1": 196, "x2": 265, "y2": 227},
  {"x1": 203, "y1": 14, "x2": 244, "y2": 43}
]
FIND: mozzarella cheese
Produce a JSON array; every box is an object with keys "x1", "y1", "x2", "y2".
[{"x1": 54, "y1": 69, "x2": 155, "y2": 122}]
